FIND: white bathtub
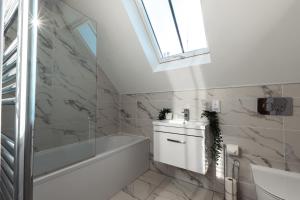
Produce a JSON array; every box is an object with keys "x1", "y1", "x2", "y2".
[
  {"x1": 251, "y1": 164, "x2": 300, "y2": 200},
  {"x1": 33, "y1": 135, "x2": 150, "y2": 200}
]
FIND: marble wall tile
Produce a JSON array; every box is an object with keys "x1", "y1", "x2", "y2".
[
  {"x1": 136, "y1": 119, "x2": 154, "y2": 152},
  {"x1": 222, "y1": 126, "x2": 284, "y2": 162},
  {"x1": 33, "y1": 128, "x2": 58, "y2": 152},
  {"x1": 285, "y1": 130, "x2": 300, "y2": 167},
  {"x1": 225, "y1": 156, "x2": 285, "y2": 184},
  {"x1": 136, "y1": 92, "x2": 176, "y2": 102},
  {"x1": 98, "y1": 106, "x2": 120, "y2": 125},
  {"x1": 121, "y1": 102, "x2": 137, "y2": 120},
  {"x1": 208, "y1": 85, "x2": 282, "y2": 100},
  {"x1": 137, "y1": 100, "x2": 173, "y2": 120},
  {"x1": 219, "y1": 99, "x2": 283, "y2": 128},
  {"x1": 36, "y1": 0, "x2": 123, "y2": 150},
  {"x1": 97, "y1": 102, "x2": 120, "y2": 136},
  {"x1": 96, "y1": 66, "x2": 121, "y2": 136},
  {"x1": 284, "y1": 98, "x2": 300, "y2": 131},
  {"x1": 135, "y1": 93, "x2": 207, "y2": 121},
  {"x1": 283, "y1": 83, "x2": 300, "y2": 98},
  {"x1": 97, "y1": 68, "x2": 120, "y2": 107},
  {"x1": 119, "y1": 83, "x2": 300, "y2": 199},
  {"x1": 173, "y1": 90, "x2": 211, "y2": 102},
  {"x1": 120, "y1": 118, "x2": 138, "y2": 135},
  {"x1": 285, "y1": 162, "x2": 300, "y2": 173},
  {"x1": 35, "y1": 0, "x2": 97, "y2": 151}
]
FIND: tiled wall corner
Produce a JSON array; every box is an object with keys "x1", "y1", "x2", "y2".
[{"x1": 96, "y1": 67, "x2": 121, "y2": 136}]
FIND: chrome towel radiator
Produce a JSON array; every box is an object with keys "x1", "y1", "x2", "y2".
[{"x1": 0, "y1": 0, "x2": 38, "y2": 200}]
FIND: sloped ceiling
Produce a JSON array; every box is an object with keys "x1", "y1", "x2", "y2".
[{"x1": 65, "y1": 0, "x2": 300, "y2": 94}]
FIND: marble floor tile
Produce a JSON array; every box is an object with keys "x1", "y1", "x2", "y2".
[
  {"x1": 110, "y1": 191, "x2": 139, "y2": 200},
  {"x1": 191, "y1": 187, "x2": 214, "y2": 200},
  {"x1": 122, "y1": 171, "x2": 167, "y2": 200},
  {"x1": 154, "y1": 178, "x2": 199, "y2": 199},
  {"x1": 212, "y1": 192, "x2": 224, "y2": 200},
  {"x1": 146, "y1": 190, "x2": 186, "y2": 200},
  {"x1": 123, "y1": 179, "x2": 157, "y2": 200},
  {"x1": 148, "y1": 184, "x2": 215, "y2": 200},
  {"x1": 110, "y1": 170, "x2": 219, "y2": 200},
  {"x1": 139, "y1": 170, "x2": 167, "y2": 186}
]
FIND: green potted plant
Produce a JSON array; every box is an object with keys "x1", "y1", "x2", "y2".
[
  {"x1": 158, "y1": 108, "x2": 172, "y2": 120},
  {"x1": 201, "y1": 110, "x2": 223, "y2": 162}
]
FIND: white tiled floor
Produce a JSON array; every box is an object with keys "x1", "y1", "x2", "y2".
[{"x1": 110, "y1": 170, "x2": 224, "y2": 200}]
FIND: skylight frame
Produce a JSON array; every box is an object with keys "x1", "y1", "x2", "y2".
[
  {"x1": 75, "y1": 20, "x2": 97, "y2": 57},
  {"x1": 135, "y1": 0, "x2": 210, "y2": 64}
]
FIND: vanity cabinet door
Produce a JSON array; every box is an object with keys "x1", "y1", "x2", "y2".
[{"x1": 154, "y1": 131, "x2": 206, "y2": 174}]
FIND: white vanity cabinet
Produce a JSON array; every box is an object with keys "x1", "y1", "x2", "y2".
[{"x1": 153, "y1": 120, "x2": 210, "y2": 174}]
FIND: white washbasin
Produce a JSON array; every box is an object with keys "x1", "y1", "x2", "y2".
[{"x1": 153, "y1": 119, "x2": 208, "y2": 129}]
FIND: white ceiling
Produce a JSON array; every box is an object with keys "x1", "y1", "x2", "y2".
[{"x1": 65, "y1": 0, "x2": 300, "y2": 94}]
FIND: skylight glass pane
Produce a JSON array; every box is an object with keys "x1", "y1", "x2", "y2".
[
  {"x1": 77, "y1": 22, "x2": 97, "y2": 56},
  {"x1": 172, "y1": 0, "x2": 208, "y2": 52},
  {"x1": 142, "y1": 0, "x2": 182, "y2": 58}
]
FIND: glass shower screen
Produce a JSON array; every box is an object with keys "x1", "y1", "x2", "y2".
[{"x1": 32, "y1": 0, "x2": 97, "y2": 177}]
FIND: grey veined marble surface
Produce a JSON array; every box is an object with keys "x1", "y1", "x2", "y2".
[{"x1": 34, "y1": 0, "x2": 97, "y2": 152}]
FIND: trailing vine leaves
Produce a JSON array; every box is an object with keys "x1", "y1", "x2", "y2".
[
  {"x1": 201, "y1": 111, "x2": 223, "y2": 162},
  {"x1": 158, "y1": 108, "x2": 171, "y2": 120}
]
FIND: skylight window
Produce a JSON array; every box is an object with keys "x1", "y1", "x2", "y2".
[
  {"x1": 137, "y1": 0, "x2": 209, "y2": 63},
  {"x1": 76, "y1": 21, "x2": 97, "y2": 56}
]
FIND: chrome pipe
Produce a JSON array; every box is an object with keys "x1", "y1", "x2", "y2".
[
  {"x1": 3, "y1": 71, "x2": 17, "y2": 85},
  {"x1": 3, "y1": 39, "x2": 18, "y2": 63},
  {"x1": 15, "y1": 0, "x2": 38, "y2": 199},
  {"x1": 4, "y1": 0, "x2": 18, "y2": 31},
  {"x1": 1, "y1": 158, "x2": 14, "y2": 183},
  {"x1": 1, "y1": 134, "x2": 15, "y2": 154},
  {"x1": 3, "y1": 53, "x2": 17, "y2": 73},
  {"x1": 0, "y1": 0, "x2": 5, "y2": 182},
  {"x1": 2, "y1": 98, "x2": 16, "y2": 105},
  {"x1": 2, "y1": 83, "x2": 16, "y2": 95}
]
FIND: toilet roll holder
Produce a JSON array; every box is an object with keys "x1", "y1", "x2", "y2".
[{"x1": 223, "y1": 144, "x2": 240, "y2": 200}]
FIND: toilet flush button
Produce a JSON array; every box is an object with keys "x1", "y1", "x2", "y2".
[{"x1": 212, "y1": 100, "x2": 221, "y2": 113}]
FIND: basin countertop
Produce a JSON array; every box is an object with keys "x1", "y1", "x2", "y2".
[{"x1": 153, "y1": 119, "x2": 209, "y2": 129}]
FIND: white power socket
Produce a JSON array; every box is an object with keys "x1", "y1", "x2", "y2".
[{"x1": 211, "y1": 100, "x2": 221, "y2": 113}]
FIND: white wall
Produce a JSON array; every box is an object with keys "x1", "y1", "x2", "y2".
[{"x1": 65, "y1": 0, "x2": 300, "y2": 94}]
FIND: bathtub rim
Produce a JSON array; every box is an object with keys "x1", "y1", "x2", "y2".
[{"x1": 33, "y1": 134, "x2": 149, "y2": 186}]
